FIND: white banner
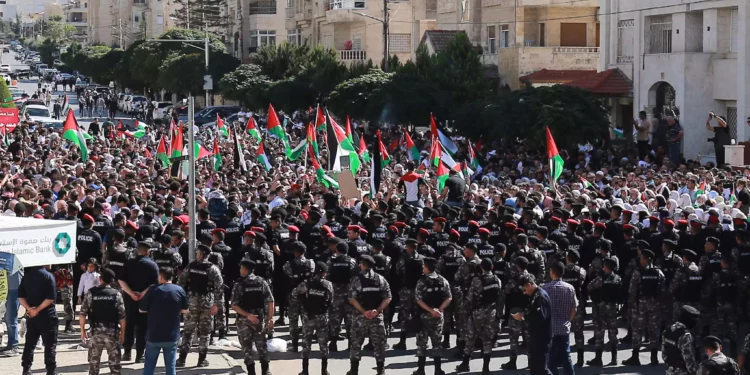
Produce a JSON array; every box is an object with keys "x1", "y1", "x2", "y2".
[{"x1": 0, "y1": 217, "x2": 77, "y2": 268}]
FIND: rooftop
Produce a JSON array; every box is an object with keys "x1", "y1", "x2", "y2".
[{"x1": 564, "y1": 68, "x2": 633, "y2": 96}]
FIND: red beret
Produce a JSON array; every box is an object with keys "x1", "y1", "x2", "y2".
[
  {"x1": 567, "y1": 219, "x2": 579, "y2": 226},
  {"x1": 251, "y1": 226, "x2": 265, "y2": 233},
  {"x1": 594, "y1": 222, "x2": 606, "y2": 229},
  {"x1": 82, "y1": 214, "x2": 95, "y2": 222},
  {"x1": 388, "y1": 225, "x2": 399, "y2": 232},
  {"x1": 582, "y1": 219, "x2": 594, "y2": 225},
  {"x1": 33, "y1": 214, "x2": 44, "y2": 219},
  {"x1": 663, "y1": 219, "x2": 675, "y2": 227},
  {"x1": 468, "y1": 220, "x2": 479, "y2": 228},
  {"x1": 505, "y1": 222, "x2": 518, "y2": 229},
  {"x1": 677, "y1": 219, "x2": 688, "y2": 226},
  {"x1": 347, "y1": 225, "x2": 361, "y2": 232},
  {"x1": 288, "y1": 225, "x2": 300, "y2": 233},
  {"x1": 419, "y1": 228, "x2": 430, "y2": 236},
  {"x1": 322, "y1": 225, "x2": 332, "y2": 233},
  {"x1": 708, "y1": 216, "x2": 720, "y2": 224},
  {"x1": 172, "y1": 216, "x2": 184, "y2": 224},
  {"x1": 291, "y1": 183, "x2": 301, "y2": 190},
  {"x1": 212, "y1": 228, "x2": 226, "y2": 234},
  {"x1": 690, "y1": 220, "x2": 703, "y2": 227},
  {"x1": 623, "y1": 224, "x2": 635, "y2": 230},
  {"x1": 514, "y1": 228, "x2": 525, "y2": 234},
  {"x1": 178, "y1": 215, "x2": 190, "y2": 225},
  {"x1": 551, "y1": 217, "x2": 562, "y2": 224},
  {"x1": 434, "y1": 217, "x2": 446, "y2": 223},
  {"x1": 326, "y1": 232, "x2": 335, "y2": 238},
  {"x1": 300, "y1": 211, "x2": 309, "y2": 220},
  {"x1": 126, "y1": 220, "x2": 139, "y2": 230},
  {"x1": 243, "y1": 231, "x2": 256, "y2": 237},
  {"x1": 733, "y1": 217, "x2": 746, "y2": 225},
  {"x1": 622, "y1": 210, "x2": 634, "y2": 215},
  {"x1": 648, "y1": 216, "x2": 660, "y2": 222},
  {"x1": 478, "y1": 228, "x2": 490, "y2": 235},
  {"x1": 394, "y1": 222, "x2": 407, "y2": 228},
  {"x1": 450, "y1": 229, "x2": 461, "y2": 237},
  {"x1": 359, "y1": 228, "x2": 368, "y2": 235}
]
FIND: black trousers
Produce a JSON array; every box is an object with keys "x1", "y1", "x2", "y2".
[
  {"x1": 637, "y1": 140, "x2": 649, "y2": 161},
  {"x1": 123, "y1": 296, "x2": 148, "y2": 355},
  {"x1": 21, "y1": 314, "x2": 58, "y2": 371},
  {"x1": 528, "y1": 340, "x2": 553, "y2": 375}
]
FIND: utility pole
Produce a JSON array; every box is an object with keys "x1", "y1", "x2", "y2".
[
  {"x1": 119, "y1": 18, "x2": 123, "y2": 47},
  {"x1": 383, "y1": 0, "x2": 389, "y2": 72},
  {"x1": 187, "y1": 94, "x2": 196, "y2": 261},
  {"x1": 204, "y1": 22, "x2": 209, "y2": 106},
  {"x1": 186, "y1": 0, "x2": 190, "y2": 30}
]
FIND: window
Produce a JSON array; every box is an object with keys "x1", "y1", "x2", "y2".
[
  {"x1": 560, "y1": 23, "x2": 586, "y2": 47},
  {"x1": 287, "y1": 28, "x2": 301, "y2": 45},
  {"x1": 352, "y1": 36, "x2": 362, "y2": 50},
  {"x1": 646, "y1": 15, "x2": 672, "y2": 54},
  {"x1": 250, "y1": 30, "x2": 276, "y2": 48},
  {"x1": 617, "y1": 19, "x2": 634, "y2": 62},
  {"x1": 329, "y1": 0, "x2": 364, "y2": 9},
  {"x1": 500, "y1": 24, "x2": 509, "y2": 48},
  {"x1": 539, "y1": 23, "x2": 545, "y2": 46},
  {"x1": 249, "y1": 0, "x2": 276, "y2": 14},
  {"x1": 388, "y1": 33, "x2": 410, "y2": 52},
  {"x1": 487, "y1": 25, "x2": 496, "y2": 54},
  {"x1": 133, "y1": 14, "x2": 140, "y2": 23},
  {"x1": 157, "y1": 15, "x2": 163, "y2": 24},
  {"x1": 727, "y1": 107, "x2": 738, "y2": 140},
  {"x1": 730, "y1": 9, "x2": 739, "y2": 53},
  {"x1": 133, "y1": 0, "x2": 145, "y2": 4}
]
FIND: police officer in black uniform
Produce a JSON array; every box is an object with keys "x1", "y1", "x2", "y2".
[
  {"x1": 151, "y1": 234, "x2": 182, "y2": 273},
  {"x1": 103, "y1": 229, "x2": 130, "y2": 284},
  {"x1": 428, "y1": 217, "x2": 451, "y2": 257},
  {"x1": 347, "y1": 225, "x2": 370, "y2": 259},
  {"x1": 270, "y1": 215, "x2": 291, "y2": 326},
  {"x1": 477, "y1": 228, "x2": 495, "y2": 259},
  {"x1": 92, "y1": 201, "x2": 113, "y2": 239},
  {"x1": 196, "y1": 208, "x2": 217, "y2": 238}
]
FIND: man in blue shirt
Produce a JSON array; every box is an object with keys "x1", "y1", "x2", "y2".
[
  {"x1": 19, "y1": 265, "x2": 58, "y2": 375},
  {"x1": 119, "y1": 241, "x2": 159, "y2": 363},
  {"x1": 140, "y1": 267, "x2": 189, "y2": 375},
  {"x1": 512, "y1": 273, "x2": 553, "y2": 375},
  {"x1": 0, "y1": 265, "x2": 23, "y2": 357}
]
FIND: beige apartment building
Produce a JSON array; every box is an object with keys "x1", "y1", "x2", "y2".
[
  {"x1": 63, "y1": 0, "x2": 88, "y2": 44},
  {"x1": 435, "y1": 0, "x2": 600, "y2": 89},
  {"x1": 88, "y1": 0, "x2": 177, "y2": 47}
]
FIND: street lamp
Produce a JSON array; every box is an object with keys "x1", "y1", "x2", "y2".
[
  {"x1": 145, "y1": 32, "x2": 210, "y2": 261},
  {"x1": 353, "y1": 9, "x2": 389, "y2": 72}
]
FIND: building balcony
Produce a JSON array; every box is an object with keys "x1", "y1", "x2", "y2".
[
  {"x1": 339, "y1": 49, "x2": 366, "y2": 61},
  {"x1": 326, "y1": 0, "x2": 367, "y2": 23},
  {"x1": 517, "y1": 0, "x2": 598, "y2": 6},
  {"x1": 500, "y1": 45, "x2": 599, "y2": 79}
]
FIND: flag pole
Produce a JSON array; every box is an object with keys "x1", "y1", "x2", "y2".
[{"x1": 187, "y1": 95, "x2": 196, "y2": 262}]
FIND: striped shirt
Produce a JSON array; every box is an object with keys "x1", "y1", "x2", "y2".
[{"x1": 543, "y1": 279, "x2": 578, "y2": 336}]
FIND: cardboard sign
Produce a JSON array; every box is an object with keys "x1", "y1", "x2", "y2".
[{"x1": 336, "y1": 172, "x2": 360, "y2": 199}]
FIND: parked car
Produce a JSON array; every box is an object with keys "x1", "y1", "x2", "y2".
[
  {"x1": 119, "y1": 94, "x2": 132, "y2": 112},
  {"x1": 152, "y1": 102, "x2": 173, "y2": 123},
  {"x1": 0, "y1": 65, "x2": 10, "y2": 73},
  {"x1": 20, "y1": 104, "x2": 57, "y2": 125},
  {"x1": 194, "y1": 105, "x2": 242, "y2": 126},
  {"x1": 164, "y1": 104, "x2": 190, "y2": 124}
]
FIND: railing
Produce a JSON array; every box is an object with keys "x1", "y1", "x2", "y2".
[
  {"x1": 249, "y1": 1, "x2": 277, "y2": 15},
  {"x1": 339, "y1": 49, "x2": 366, "y2": 60},
  {"x1": 553, "y1": 47, "x2": 599, "y2": 53},
  {"x1": 329, "y1": 0, "x2": 365, "y2": 10},
  {"x1": 617, "y1": 55, "x2": 633, "y2": 63}
]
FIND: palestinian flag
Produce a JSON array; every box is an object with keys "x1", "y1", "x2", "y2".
[
  {"x1": 287, "y1": 137, "x2": 307, "y2": 161},
  {"x1": 310, "y1": 144, "x2": 339, "y2": 189},
  {"x1": 429, "y1": 139, "x2": 441, "y2": 167},
  {"x1": 233, "y1": 123, "x2": 248, "y2": 172},
  {"x1": 370, "y1": 132, "x2": 382, "y2": 198},
  {"x1": 328, "y1": 113, "x2": 361, "y2": 175},
  {"x1": 315, "y1": 104, "x2": 326, "y2": 131},
  {"x1": 436, "y1": 161, "x2": 450, "y2": 192},
  {"x1": 266, "y1": 104, "x2": 290, "y2": 150},
  {"x1": 377, "y1": 130, "x2": 391, "y2": 167},
  {"x1": 246, "y1": 117, "x2": 261, "y2": 142},
  {"x1": 156, "y1": 135, "x2": 170, "y2": 167},
  {"x1": 123, "y1": 121, "x2": 148, "y2": 139},
  {"x1": 468, "y1": 141, "x2": 482, "y2": 174},
  {"x1": 217, "y1": 115, "x2": 229, "y2": 137},
  {"x1": 256, "y1": 143, "x2": 272, "y2": 171},
  {"x1": 193, "y1": 142, "x2": 212, "y2": 160},
  {"x1": 404, "y1": 130, "x2": 420, "y2": 161},
  {"x1": 171, "y1": 122, "x2": 184, "y2": 159},
  {"x1": 580, "y1": 176, "x2": 595, "y2": 190},
  {"x1": 306, "y1": 123, "x2": 319, "y2": 158},
  {"x1": 695, "y1": 180, "x2": 707, "y2": 199},
  {"x1": 388, "y1": 138, "x2": 400, "y2": 153},
  {"x1": 213, "y1": 137, "x2": 222, "y2": 171},
  {"x1": 345, "y1": 116, "x2": 360, "y2": 152},
  {"x1": 358, "y1": 136, "x2": 370, "y2": 163},
  {"x1": 415, "y1": 163, "x2": 426, "y2": 175},
  {"x1": 61, "y1": 94, "x2": 70, "y2": 115},
  {"x1": 62, "y1": 109, "x2": 89, "y2": 162},
  {"x1": 546, "y1": 126, "x2": 564, "y2": 186},
  {"x1": 430, "y1": 113, "x2": 458, "y2": 155},
  {"x1": 729, "y1": 194, "x2": 737, "y2": 206},
  {"x1": 1, "y1": 123, "x2": 10, "y2": 147}
]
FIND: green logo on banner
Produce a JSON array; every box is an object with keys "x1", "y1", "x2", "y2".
[{"x1": 54, "y1": 233, "x2": 72, "y2": 255}]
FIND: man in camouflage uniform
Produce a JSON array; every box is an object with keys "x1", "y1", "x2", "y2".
[
  {"x1": 393, "y1": 238, "x2": 425, "y2": 350},
  {"x1": 347, "y1": 255, "x2": 392, "y2": 375},
  {"x1": 623, "y1": 249, "x2": 664, "y2": 366},
  {"x1": 453, "y1": 243, "x2": 481, "y2": 356},
  {"x1": 491, "y1": 244, "x2": 510, "y2": 336},
  {"x1": 502, "y1": 257, "x2": 532, "y2": 370},
  {"x1": 586, "y1": 257, "x2": 621, "y2": 366},
  {"x1": 177, "y1": 244, "x2": 224, "y2": 367},
  {"x1": 662, "y1": 306, "x2": 701, "y2": 375},
  {"x1": 436, "y1": 240, "x2": 465, "y2": 349},
  {"x1": 54, "y1": 265, "x2": 75, "y2": 333},
  {"x1": 326, "y1": 239, "x2": 357, "y2": 352},
  {"x1": 296, "y1": 261, "x2": 333, "y2": 375},
  {"x1": 232, "y1": 259, "x2": 275, "y2": 375},
  {"x1": 671, "y1": 249, "x2": 707, "y2": 338},
  {"x1": 456, "y1": 258, "x2": 501, "y2": 374},
  {"x1": 414, "y1": 257, "x2": 452, "y2": 375},
  {"x1": 697, "y1": 336, "x2": 740, "y2": 375},
  {"x1": 711, "y1": 253, "x2": 739, "y2": 351},
  {"x1": 283, "y1": 240, "x2": 315, "y2": 352},
  {"x1": 510, "y1": 234, "x2": 546, "y2": 285},
  {"x1": 79, "y1": 269, "x2": 126, "y2": 375}
]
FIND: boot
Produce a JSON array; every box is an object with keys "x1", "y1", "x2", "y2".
[
  {"x1": 376, "y1": 360, "x2": 385, "y2": 375},
  {"x1": 247, "y1": 361, "x2": 256, "y2": 375},
  {"x1": 412, "y1": 356, "x2": 426, "y2": 375},
  {"x1": 197, "y1": 351, "x2": 209, "y2": 367},
  {"x1": 135, "y1": 352, "x2": 144, "y2": 363},
  {"x1": 434, "y1": 356, "x2": 445, "y2": 375},
  {"x1": 346, "y1": 359, "x2": 359, "y2": 375},
  {"x1": 453, "y1": 340, "x2": 465, "y2": 358},
  {"x1": 650, "y1": 348, "x2": 659, "y2": 366},
  {"x1": 575, "y1": 348, "x2": 584, "y2": 367},
  {"x1": 22, "y1": 367, "x2": 31, "y2": 375},
  {"x1": 587, "y1": 336, "x2": 595, "y2": 345},
  {"x1": 441, "y1": 332, "x2": 450, "y2": 349},
  {"x1": 501, "y1": 355, "x2": 517, "y2": 370},
  {"x1": 482, "y1": 354, "x2": 491, "y2": 374},
  {"x1": 300, "y1": 357, "x2": 309, "y2": 375},
  {"x1": 321, "y1": 357, "x2": 329, "y2": 375},
  {"x1": 261, "y1": 360, "x2": 272, "y2": 375},
  {"x1": 290, "y1": 338, "x2": 299, "y2": 353},
  {"x1": 122, "y1": 349, "x2": 132, "y2": 362},
  {"x1": 218, "y1": 328, "x2": 227, "y2": 340},
  {"x1": 455, "y1": 355, "x2": 471, "y2": 372},
  {"x1": 621, "y1": 329, "x2": 632, "y2": 344},
  {"x1": 622, "y1": 348, "x2": 641, "y2": 366},
  {"x1": 275, "y1": 314, "x2": 286, "y2": 326},
  {"x1": 176, "y1": 351, "x2": 187, "y2": 367},
  {"x1": 393, "y1": 331, "x2": 407, "y2": 350},
  {"x1": 363, "y1": 340, "x2": 373, "y2": 350},
  {"x1": 329, "y1": 339, "x2": 338, "y2": 353},
  {"x1": 608, "y1": 347, "x2": 618, "y2": 366},
  {"x1": 64, "y1": 320, "x2": 73, "y2": 333},
  {"x1": 587, "y1": 349, "x2": 603, "y2": 366}
]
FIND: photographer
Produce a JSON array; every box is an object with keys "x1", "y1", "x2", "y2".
[{"x1": 706, "y1": 111, "x2": 730, "y2": 166}]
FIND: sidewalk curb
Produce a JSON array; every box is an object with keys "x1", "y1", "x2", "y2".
[{"x1": 221, "y1": 352, "x2": 245, "y2": 375}]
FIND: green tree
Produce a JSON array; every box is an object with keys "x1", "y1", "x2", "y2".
[
  {"x1": 0, "y1": 79, "x2": 13, "y2": 108},
  {"x1": 218, "y1": 64, "x2": 272, "y2": 110},
  {"x1": 170, "y1": 0, "x2": 229, "y2": 30},
  {"x1": 38, "y1": 39, "x2": 60, "y2": 65},
  {"x1": 328, "y1": 69, "x2": 393, "y2": 120},
  {"x1": 254, "y1": 42, "x2": 311, "y2": 80}
]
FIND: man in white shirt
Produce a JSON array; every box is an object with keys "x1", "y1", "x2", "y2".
[{"x1": 268, "y1": 187, "x2": 286, "y2": 210}]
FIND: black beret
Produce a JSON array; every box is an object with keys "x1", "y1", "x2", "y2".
[
  {"x1": 315, "y1": 261, "x2": 328, "y2": 273},
  {"x1": 567, "y1": 249, "x2": 580, "y2": 261},
  {"x1": 480, "y1": 258, "x2": 493, "y2": 271},
  {"x1": 360, "y1": 255, "x2": 376, "y2": 266},
  {"x1": 682, "y1": 249, "x2": 697, "y2": 260},
  {"x1": 137, "y1": 241, "x2": 152, "y2": 249},
  {"x1": 706, "y1": 237, "x2": 720, "y2": 246},
  {"x1": 637, "y1": 240, "x2": 650, "y2": 249},
  {"x1": 406, "y1": 238, "x2": 418, "y2": 247},
  {"x1": 514, "y1": 256, "x2": 529, "y2": 267},
  {"x1": 424, "y1": 257, "x2": 438, "y2": 268},
  {"x1": 241, "y1": 259, "x2": 256, "y2": 268},
  {"x1": 603, "y1": 257, "x2": 617, "y2": 270},
  {"x1": 197, "y1": 244, "x2": 211, "y2": 254},
  {"x1": 641, "y1": 249, "x2": 655, "y2": 259},
  {"x1": 701, "y1": 336, "x2": 723, "y2": 349}
]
